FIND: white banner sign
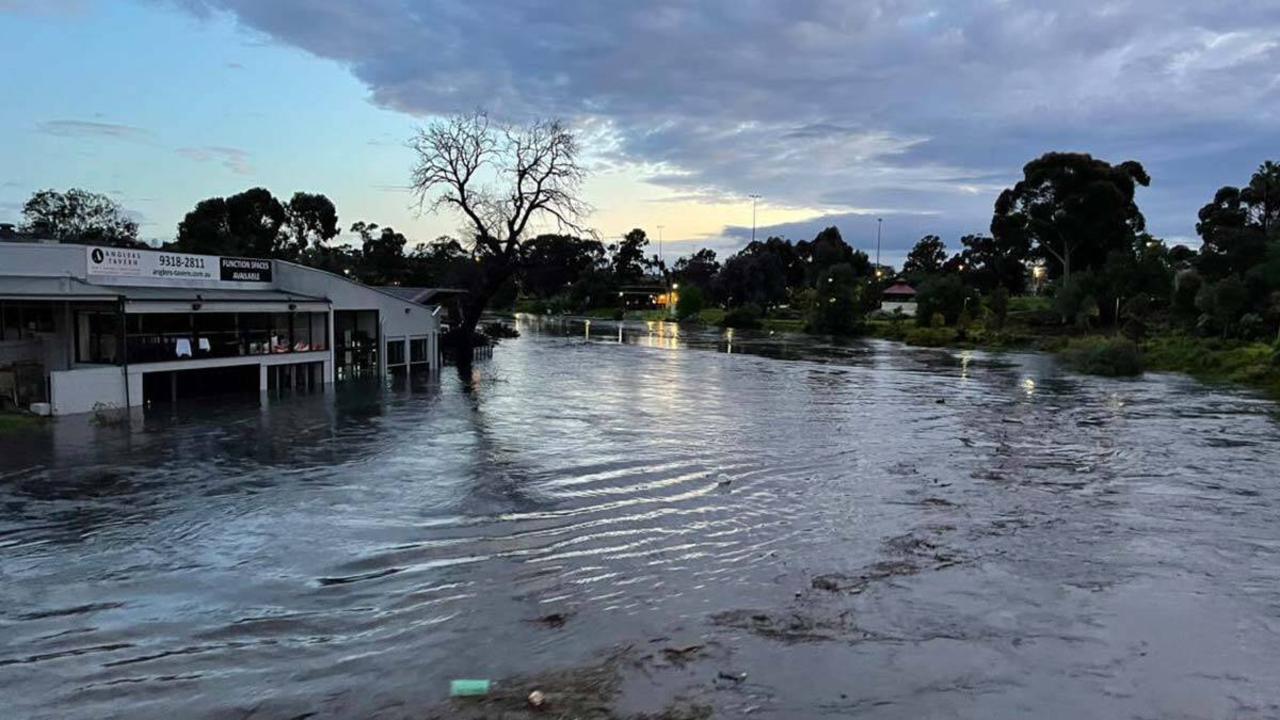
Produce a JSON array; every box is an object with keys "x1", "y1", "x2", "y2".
[{"x1": 85, "y1": 247, "x2": 273, "y2": 286}]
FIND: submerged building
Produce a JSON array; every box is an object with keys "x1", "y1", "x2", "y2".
[{"x1": 0, "y1": 241, "x2": 442, "y2": 415}]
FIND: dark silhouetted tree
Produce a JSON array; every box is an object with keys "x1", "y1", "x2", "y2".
[
  {"x1": 902, "y1": 235, "x2": 947, "y2": 281},
  {"x1": 992, "y1": 152, "x2": 1150, "y2": 281},
  {"x1": 672, "y1": 248, "x2": 720, "y2": 290},
  {"x1": 409, "y1": 111, "x2": 588, "y2": 360},
  {"x1": 797, "y1": 226, "x2": 856, "y2": 284},
  {"x1": 349, "y1": 221, "x2": 409, "y2": 285},
  {"x1": 609, "y1": 228, "x2": 649, "y2": 282},
  {"x1": 807, "y1": 263, "x2": 863, "y2": 335},
  {"x1": 716, "y1": 250, "x2": 787, "y2": 309},
  {"x1": 21, "y1": 188, "x2": 144, "y2": 248},
  {"x1": 173, "y1": 187, "x2": 289, "y2": 258},
  {"x1": 287, "y1": 191, "x2": 340, "y2": 259},
  {"x1": 521, "y1": 234, "x2": 605, "y2": 297},
  {"x1": 956, "y1": 233, "x2": 1029, "y2": 293}
]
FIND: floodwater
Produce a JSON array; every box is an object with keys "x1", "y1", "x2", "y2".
[{"x1": 3, "y1": 316, "x2": 1280, "y2": 719}]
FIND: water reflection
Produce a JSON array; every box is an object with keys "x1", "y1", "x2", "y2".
[{"x1": 2, "y1": 320, "x2": 1279, "y2": 719}]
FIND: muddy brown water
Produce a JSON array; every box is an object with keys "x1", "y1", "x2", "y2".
[{"x1": 3, "y1": 316, "x2": 1280, "y2": 719}]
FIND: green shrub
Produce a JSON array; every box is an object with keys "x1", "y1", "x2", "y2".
[
  {"x1": 915, "y1": 275, "x2": 980, "y2": 327},
  {"x1": 987, "y1": 287, "x2": 1010, "y2": 331},
  {"x1": 1239, "y1": 313, "x2": 1266, "y2": 341},
  {"x1": 806, "y1": 263, "x2": 863, "y2": 335},
  {"x1": 1060, "y1": 337, "x2": 1143, "y2": 377},
  {"x1": 1172, "y1": 269, "x2": 1203, "y2": 324},
  {"x1": 903, "y1": 326, "x2": 957, "y2": 347},
  {"x1": 1054, "y1": 272, "x2": 1102, "y2": 328},
  {"x1": 675, "y1": 285, "x2": 706, "y2": 319},
  {"x1": 721, "y1": 303, "x2": 763, "y2": 329}
]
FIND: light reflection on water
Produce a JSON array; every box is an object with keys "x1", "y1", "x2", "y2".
[{"x1": 2, "y1": 316, "x2": 1279, "y2": 719}]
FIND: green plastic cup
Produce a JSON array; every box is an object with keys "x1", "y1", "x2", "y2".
[{"x1": 450, "y1": 679, "x2": 491, "y2": 697}]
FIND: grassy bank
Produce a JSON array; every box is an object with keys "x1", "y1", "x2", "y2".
[
  {"x1": 0, "y1": 413, "x2": 44, "y2": 434},
  {"x1": 874, "y1": 320, "x2": 1280, "y2": 397},
  {"x1": 1143, "y1": 335, "x2": 1280, "y2": 397},
  {"x1": 520, "y1": 303, "x2": 1280, "y2": 398}
]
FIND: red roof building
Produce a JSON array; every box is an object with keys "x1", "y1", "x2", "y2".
[{"x1": 881, "y1": 282, "x2": 918, "y2": 301}]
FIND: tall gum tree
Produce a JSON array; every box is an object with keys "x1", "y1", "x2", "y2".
[
  {"x1": 992, "y1": 152, "x2": 1150, "y2": 282},
  {"x1": 409, "y1": 112, "x2": 589, "y2": 361}
]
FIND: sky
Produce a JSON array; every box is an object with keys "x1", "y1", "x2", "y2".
[{"x1": 2, "y1": 1, "x2": 1278, "y2": 266}]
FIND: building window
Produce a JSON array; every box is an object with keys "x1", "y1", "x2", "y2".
[
  {"x1": 410, "y1": 337, "x2": 428, "y2": 364},
  {"x1": 0, "y1": 302, "x2": 55, "y2": 341},
  {"x1": 193, "y1": 312, "x2": 238, "y2": 358},
  {"x1": 269, "y1": 313, "x2": 292, "y2": 353},
  {"x1": 386, "y1": 339, "x2": 406, "y2": 366},
  {"x1": 121, "y1": 310, "x2": 330, "y2": 363},
  {"x1": 76, "y1": 311, "x2": 121, "y2": 364}
]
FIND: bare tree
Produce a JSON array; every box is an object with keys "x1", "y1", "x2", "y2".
[{"x1": 409, "y1": 111, "x2": 590, "y2": 358}]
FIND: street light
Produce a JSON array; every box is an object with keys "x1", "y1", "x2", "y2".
[
  {"x1": 749, "y1": 194, "x2": 761, "y2": 243},
  {"x1": 656, "y1": 224, "x2": 664, "y2": 262},
  {"x1": 875, "y1": 218, "x2": 883, "y2": 276}
]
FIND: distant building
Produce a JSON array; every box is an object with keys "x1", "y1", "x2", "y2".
[
  {"x1": 880, "y1": 282, "x2": 918, "y2": 316},
  {"x1": 0, "y1": 242, "x2": 443, "y2": 415}
]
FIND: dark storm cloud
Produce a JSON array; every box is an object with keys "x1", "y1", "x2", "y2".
[{"x1": 174, "y1": 0, "x2": 1280, "y2": 245}]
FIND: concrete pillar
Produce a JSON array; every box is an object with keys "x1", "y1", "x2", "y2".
[
  {"x1": 127, "y1": 371, "x2": 143, "y2": 407},
  {"x1": 325, "y1": 308, "x2": 336, "y2": 384}
]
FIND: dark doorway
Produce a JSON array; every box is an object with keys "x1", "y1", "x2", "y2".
[
  {"x1": 142, "y1": 365, "x2": 260, "y2": 407},
  {"x1": 334, "y1": 310, "x2": 379, "y2": 381}
]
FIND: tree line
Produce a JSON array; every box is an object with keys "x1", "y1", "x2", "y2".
[{"x1": 12, "y1": 122, "x2": 1280, "y2": 347}]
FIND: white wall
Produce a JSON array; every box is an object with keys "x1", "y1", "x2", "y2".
[
  {"x1": 51, "y1": 366, "x2": 126, "y2": 415},
  {"x1": 273, "y1": 262, "x2": 440, "y2": 371},
  {"x1": 0, "y1": 242, "x2": 86, "y2": 279},
  {"x1": 49, "y1": 352, "x2": 334, "y2": 415},
  {"x1": 882, "y1": 301, "x2": 918, "y2": 317}
]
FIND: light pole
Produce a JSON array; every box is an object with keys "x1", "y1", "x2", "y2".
[
  {"x1": 749, "y1": 194, "x2": 761, "y2": 244},
  {"x1": 656, "y1": 224, "x2": 664, "y2": 263},
  {"x1": 875, "y1": 218, "x2": 883, "y2": 277}
]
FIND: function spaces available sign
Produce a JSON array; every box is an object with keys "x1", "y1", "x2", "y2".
[
  {"x1": 86, "y1": 247, "x2": 273, "y2": 286},
  {"x1": 218, "y1": 256, "x2": 272, "y2": 283}
]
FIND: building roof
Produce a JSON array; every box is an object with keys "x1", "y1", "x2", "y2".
[
  {"x1": 375, "y1": 286, "x2": 466, "y2": 305},
  {"x1": 882, "y1": 282, "x2": 917, "y2": 297},
  {"x1": 98, "y1": 286, "x2": 326, "y2": 303},
  {"x1": 0, "y1": 277, "x2": 119, "y2": 301},
  {"x1": 0, "y1": 277, "x2": 326, "y2": 305}
]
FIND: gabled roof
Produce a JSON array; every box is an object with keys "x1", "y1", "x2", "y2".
[
  {"x1": 882, "y1": 282, "x2": 917, "y2": 296},
  {"x1": 375, "y1": 286, "x2": 466, "y2": 305}
]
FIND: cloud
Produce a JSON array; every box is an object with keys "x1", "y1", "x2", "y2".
[
  {"x1": 225, "y1": 61, "x2": 244, "y2": 69},
  {"x1": 37, "y1": 120, "x2": 152, "y2": 142},
  {"x1": 173, "y1": 0, "x2": 1280, "y2": 243},
  {"x1": 177, "y1": 146, "x2": 253, "y2": 175}
]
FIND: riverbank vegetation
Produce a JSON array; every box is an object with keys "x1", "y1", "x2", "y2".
[
  {"x1": 507, "y1": 154, "x2": 1280, "y2": 395},
  {"x1": 0, "y1": 412, "x2": 44, "y2": 434},
  {"x1": 11, "y1": 131, "x2": 1279, "y2": 393}
]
